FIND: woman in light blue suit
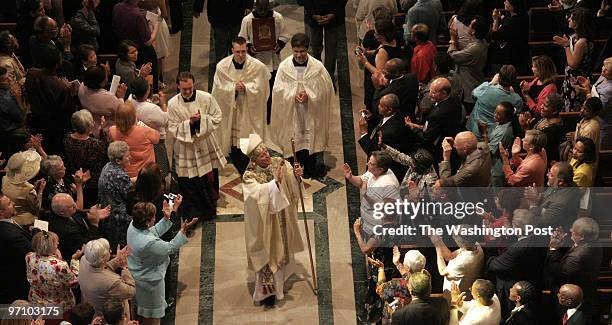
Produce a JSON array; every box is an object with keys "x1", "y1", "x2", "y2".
[{"x1": 127, "y1": 195, "x2": 197, "y2": 325}]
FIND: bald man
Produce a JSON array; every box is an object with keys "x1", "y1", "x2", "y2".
[
  {"x1": 359, "y1": 93, "x2": 416, "y2": 180},
  {"x1": 48, "y1": 193, "x2": 110, "y2": 259},
  {"x1": 405, "y1": 77, "x2": 463, "y2": 164},
  {"x1": 370, "y1": 58, "x2": 419, "y2": 121},
  {"x1": 436, "y1": 131, "x2": 491, "y2": 187},
  {"x1": 557, "y1": 284, "x2": 587, "y2": 325}
]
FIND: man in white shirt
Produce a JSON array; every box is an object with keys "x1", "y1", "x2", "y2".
[
  {"x1": 431, "y1": 230, "x2": 484, "y2": 296},
  {"x1": 343, "y1": 151, "x2": 400, "y2": 237},
  {"x1": 450, "y1": 279, "x2": 501, "y2": 325}
]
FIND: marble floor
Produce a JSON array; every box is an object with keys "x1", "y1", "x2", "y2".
[{"x1": 160, "y1": 1, "x2": 370, "y2": 324}]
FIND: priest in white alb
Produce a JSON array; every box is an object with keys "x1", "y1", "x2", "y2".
[
  {"x1": 212, "y1": 36, "x2": 271, "y2": 176},
  {"x1": 269, "y1": 33, "x2": 335, "y2": 179},
  {"x1": 167, "y1": 71, "x2": 226, "y2": 220},
  {"x1": 241, "y1": 133, "x2": 305, "y2": 307}
]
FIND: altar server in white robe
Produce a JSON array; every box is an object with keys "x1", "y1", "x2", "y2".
[
  {"x1": 269, "y1": 33, "x2": 335, "y2": 179},
  {"x1": 167, "y1": 71, "x2": 226, "y2": 220},
  {"x1": 212, "y1": 36, "x2": 271, "y2": 176},
  {"x1": 239, "y1": 0, "x2": 290, "y2": 124},
  {"x1": 241, "y1": 133, "x2": 305, "y2": 306}
]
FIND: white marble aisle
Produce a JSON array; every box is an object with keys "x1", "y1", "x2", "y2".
[{"x1": 169, "y1": 2, "x2": 364, "y2": 324}]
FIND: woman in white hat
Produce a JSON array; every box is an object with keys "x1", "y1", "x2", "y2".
[{"x1": 0, "y1": 149, "x2": 45, "y2": 226}]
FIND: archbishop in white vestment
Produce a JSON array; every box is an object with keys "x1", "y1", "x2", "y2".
[
  {"x1": 212, "y1": 41, "x2": 270, "y2": 175},
  {"x1": 269, "y1": 48, "x2": 335, "y2": 159},
  {"x1": 241, "y1": 134, "x2": 305, "y2": 305}
]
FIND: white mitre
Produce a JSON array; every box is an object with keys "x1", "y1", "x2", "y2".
[{"x1": 240, "y1": 133, "x2": 266, "y2": 160}]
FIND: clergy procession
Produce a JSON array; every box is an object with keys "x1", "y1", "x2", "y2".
[
  {"x1": 3, "y1": 0, "x2": 612, "y2": 323},
  {"x1": 209, "y1": 32, "x2": 333, "y2": 307}
]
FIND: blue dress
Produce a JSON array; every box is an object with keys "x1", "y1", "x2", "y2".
[{"x1": 127, "y1": 218, "x2": 187, "y2": 318}]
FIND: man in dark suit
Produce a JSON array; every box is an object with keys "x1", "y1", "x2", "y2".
[
  {"x1": 48, "y1": 193, "x2": 109, "y2": 260},
  {"x1": 557, "y1": 284, "x2": 588, "y2": 325},
  {"x1": 505, "y1": 281, "x2": 538, "y2": 325},
  {"x1": 487, "y1": 209, "x2": 548, "y2": 320},
  {"x1": 547, "y1": 217, "x2": 602, "y2": 325},
  {"x1": 359, "y1": 93, "x2": 416, "y2": 180},
  {"x1": 371, "y1": 58, "x2": 419, "y2": 120},
  {"x1": 525, "y1": 162, "x2": 581, "y2": 230},
  {"x1": 29, "y1": 16, "x2": 75, "y2": 79},
  {"x1": 392, "y1": 272, "x2": 449, "y2": 325},
  {"x1": 405, "y1": 77, "x2": 463, "y2": 164},
  {"x1": 0, "y1": 193, "x2": 32, "y2": 303}
]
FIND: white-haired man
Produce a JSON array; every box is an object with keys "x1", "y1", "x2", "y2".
[
  {"x1": 79, "y1": 238, "x2": 134, "y2": 319},
  {"x1": 547, "y1": 217, "x2": 602, "y2": 324},
  {"x1": 48, "y1": 193, "x2": 110, "y2": 261}
]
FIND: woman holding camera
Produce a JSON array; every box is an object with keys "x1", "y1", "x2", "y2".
[{"x1": 127, "y1": 197, "x2": 197, "y2": 325}]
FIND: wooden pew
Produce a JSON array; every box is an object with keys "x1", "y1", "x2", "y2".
[
  {"x1": 559, "y1": 111, "x2": 581, "y2": 131},
  {"x1": 97, "y1": 54, "x2": 119, "y2": 75},
  {"x1": 393, "y1": 13, "x2": 406, "y2": 28},
  {"x1": 529, "y1": 7, "x2": 563, "y2": 42},
  {"x1": 392, "y1": 11, "x2": 456, "y2": 30},
  {"x1": 0, "y1": 22, "x2": 17, "y2": 34},
  {"x1": 435, "y1": 39, "x2": 607, "y2": 75},
  {"x1": 596, "y1": 150, "x2": 612, "y2": 187}
]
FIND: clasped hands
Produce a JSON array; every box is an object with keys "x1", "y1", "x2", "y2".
[
  {"x1": 572, "y1": 76, "x2": 591, "y2": 96},
  {"x1": 549, "y1": 226, "x2": 568, "y2": 249},
  {"x1": 189, "y1": 111, "x2": 201, "y2": 125},
  {"x1": 404, "y1": 116, "x2": 423, "y2": 130},
  {"x1": 295, "y1": 90, "x2": 308, "y2": 104},
  {"x1": 450, "y1": 281, "x2": 466, "y2": 308},
  {"x1": 312, "y1": 14, "x2": 335, "y2": 25},
  {"x1": 552, "y1": 35, "x2": 570, "y2": 48},
  {"x1": 235, "y1": 80, "x2": 246, "y2": 92},
  {"x1": 498, "y1": 137, "x2": 523, "y2": 165}
]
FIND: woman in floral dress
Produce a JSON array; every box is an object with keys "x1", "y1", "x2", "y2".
[
  {"x1": 26, "y1": 231, "x2": 82, "y2": 323},
  {"x1": 554, "y1": 7, "x2": 595, "y2": 112}
]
